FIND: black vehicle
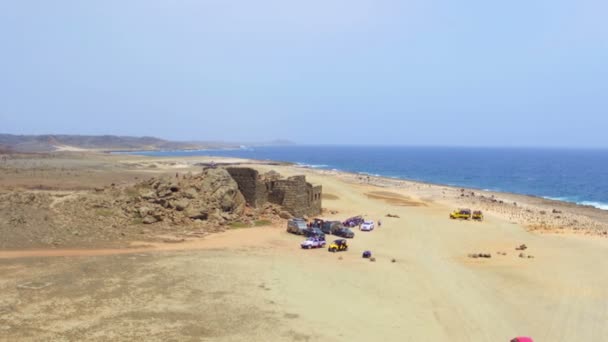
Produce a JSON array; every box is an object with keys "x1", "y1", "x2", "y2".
[
  {"x1": 310, "y1": 218, "x2": 325, "y2": 229},
  {"x1": 303, "y1": 227, "x2": 325, "y2": 239},
  {"x1": 332, "y1": 226, "x2": 355, "y2": 239},
  {"x1": 321, "y1": 220, "x2": 341, "y2": 235}
]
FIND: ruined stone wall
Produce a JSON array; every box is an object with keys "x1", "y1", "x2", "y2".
[
  {"x1": 226, "y1": 168, "x2": 267, "y2": 207},
  {"x1": 226, "y1": 167, "x2": 321, "y2": 217},
  {"x1": 267, "y1": 176, "x2": 322, "y2": 217},
  {"x1": 311, "y1": 185, "x2": 322, "y2": 215}
]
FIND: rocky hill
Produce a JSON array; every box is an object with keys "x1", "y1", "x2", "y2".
[
  {"x1": 0, "y1": 134, "x2": 295, "y2": 153},
  {"x1": 0, "y1": 167, "x2": 282, "y2": 248}
]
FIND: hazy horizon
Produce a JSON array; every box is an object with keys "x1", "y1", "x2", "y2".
[
  {"x1": 1, "y1": 1, "x2": 607, "y2": 148},
  {"x1": 4, "y1": 132, "x2": 608, "y2": 150}
]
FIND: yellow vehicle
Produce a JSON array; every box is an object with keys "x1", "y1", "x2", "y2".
[
  {"x1": 328, "y1": 239, "x2": 349, "y2": 252},
  {"x1": 450, "y1": 208, "x2": 472, "y2": 220},
  {"x1": 472, "y1": 210, "x2": 484, "y2": 221}
]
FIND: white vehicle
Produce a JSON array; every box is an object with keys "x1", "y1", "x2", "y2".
[
  {"x1": 360, "y1": 220, "x2": 375, "y2": 231},
  {"x1": 300, "y1": 237, "x2": 326, "y2": 249}
]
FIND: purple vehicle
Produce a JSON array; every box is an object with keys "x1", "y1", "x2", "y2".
[
  {"x1": 343, "y1": 216, "x2": 365, "y2": 227},
  {"x1": 300, "y1": 236, "x2": 326, "y2": 249}
]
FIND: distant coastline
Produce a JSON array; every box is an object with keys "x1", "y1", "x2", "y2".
[{"x1": 0, "y1": 133, "x2": 295, "y2": 154}]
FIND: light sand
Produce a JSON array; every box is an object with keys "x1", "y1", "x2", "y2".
[{"x1": 1, "y1": 153, "x2": 607, "y2": 341}]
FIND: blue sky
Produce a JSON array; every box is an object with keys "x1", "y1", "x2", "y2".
[{"x1": 1, "y1": 0, "x2": 607, "y2": 147}]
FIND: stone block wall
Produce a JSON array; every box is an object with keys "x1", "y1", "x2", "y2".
[
  {"x1": 226, "y1": 167, "x2": 321, "y2": 217},
  {"x1": 226, "y1": 168, "x2": 267, "y2": 207}
]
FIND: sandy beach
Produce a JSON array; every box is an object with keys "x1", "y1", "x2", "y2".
[{"x1": 1, "y1": 152, "x2": 607, "y2": 341}]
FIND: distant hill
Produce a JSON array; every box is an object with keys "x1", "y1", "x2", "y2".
[
  {"x1": 0, "y1": 134, "x2": 214, "y2": 153},
  {"x1": 0, "y1": 134, "x2": 295, "y2": 153}
]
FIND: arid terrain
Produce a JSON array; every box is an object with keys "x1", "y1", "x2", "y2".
[{"x1": 1, "y1": 152, "x2": 608, "y2": 341}]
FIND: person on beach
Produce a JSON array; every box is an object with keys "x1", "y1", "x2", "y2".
[{"x1": 378, "y1": 219, "x2": 382, "y2": 228}]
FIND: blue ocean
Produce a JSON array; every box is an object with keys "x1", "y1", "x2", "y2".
[{"x1": 127, "y1": 146, "x2": 608, "y2": 210}]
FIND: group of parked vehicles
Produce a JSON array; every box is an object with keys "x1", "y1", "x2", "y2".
[
  {"x1": 288, "y1": 216, "x2": 378, "y2": 239},
  {"x1": 287, "y1": 218, "x2": 356, "y2": 239},
  {"x1": 288, "y1": 216, "x2": 376, "y2": 252},
  {"x1": 449, "y1": 208, "x2": 484, "y2": 221},
  {"x1": 299, "y1": 236, "x2": 349, "y2": 252}
]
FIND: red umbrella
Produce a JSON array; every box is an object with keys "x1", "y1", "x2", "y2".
[{"x1": 511, "y1": 338, "x2": 533, "y2": 342}]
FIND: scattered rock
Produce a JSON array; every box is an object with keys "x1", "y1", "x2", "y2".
[
  {"x1": 183, "y1": 188, "x2": 198, "y2": 199},
  {"x1": 468, "y1": 253, "x2": 491, "y2": 258},
  {"x1": 142, "y1": 216, "x2": 158, "y2": 224},
  {"x1": 173, "y1": 199, "x2": 190, "y2": 211},
  {"x1": 138, "y1": 206, "x2": 152, "y2": 218}
]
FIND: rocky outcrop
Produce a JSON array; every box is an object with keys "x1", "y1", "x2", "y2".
[{"x1": 126, "y1": 168, "x2": 246, "y2": 225}]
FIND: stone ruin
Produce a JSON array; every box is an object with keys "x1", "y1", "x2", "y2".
[{"x1": 226, "y1": 167, "x2": 322, "y2": 218}]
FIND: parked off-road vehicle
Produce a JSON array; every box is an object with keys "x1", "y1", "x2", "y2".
[
  {"x1": 286, "y1": 218, "x2": 308, "y2": 235},
  {"x1": 303, "y1": 227, "x2": 325, "y2": 239},
  {"x1": 332, "y1": 226, "x2": 355, "y2": 238},
  {"x1": 310, "y1": 218, "x2": 325, "y2": 229},
  {"x1": 328, "y1": 239, "x2": 349, "y2": 252},
  {"x1": 472, "y1": 210, "x2": 484, "y2": 221},
  {"x1": 450, "y1": 208, "x2": 472, "y2": 220},
  {"x1": 321, "y1": 220, "x2": 341, "y2": 235},
  {"x1": 301, "y1": 236, "x2": 326, "y2": 249},
  {"x1": 343, "y1": 215, "x2": 364, "y2": 227},
  {"x1": 360, "y1": 220, "x2": 375, "y2": 231}
]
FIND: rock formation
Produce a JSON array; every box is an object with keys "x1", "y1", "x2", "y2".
[{"x1": 126, "y1": 168, "x2": 246, "y2": 225}]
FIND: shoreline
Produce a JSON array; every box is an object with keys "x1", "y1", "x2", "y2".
[
  {"x1": 300, "y1": 165, "x2": 608, "y2": 237},
  {"x1": 285, "y1": 163, "x2": 608, "y2": 212},
  {"x1": 311, "y1": 165, "x2": 607, "y2": 211},
  {"x1": 112, "y1": 148, "x2": 608, "y2": 212}
]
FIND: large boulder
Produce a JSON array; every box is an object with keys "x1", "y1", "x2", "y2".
[
  {"x1": 142, "y1": 216, "x2": 158, "y2": 224},
  {"x1": 138, "y1": 206, "x2": 152, "y2": 217},
  {"x1": 173, "y1": 199, "x2": 190, "y2": 211},
  {"x1": 197, "y1": 168, "x2": 246, "y2": 215}
]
